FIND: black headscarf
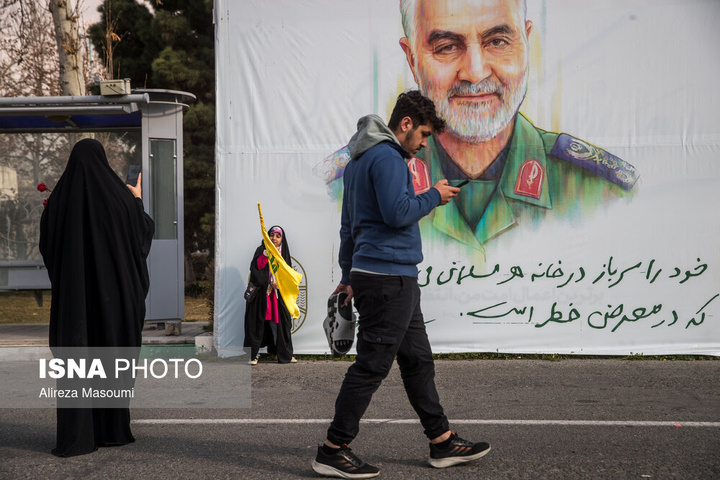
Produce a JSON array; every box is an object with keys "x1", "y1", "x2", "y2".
[{"x1": 39, "y1": 138, "x2": 155, "y2": 348}]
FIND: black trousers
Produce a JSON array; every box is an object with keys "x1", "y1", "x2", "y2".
[{"x1": 326, "y1": 272, "x2": 450, "y2": 445}]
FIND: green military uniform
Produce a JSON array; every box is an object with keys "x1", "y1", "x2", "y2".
[{"x1": 412, "y1": 114, "x2": 638, "y2": 253}]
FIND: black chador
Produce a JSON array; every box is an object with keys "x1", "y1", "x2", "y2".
[{"x1": 40, "y1": 139, "x2": 154, "y2": 457}]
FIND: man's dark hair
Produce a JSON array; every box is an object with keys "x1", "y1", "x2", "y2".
[{"x1": 388, "y1": 90, "x2": 445, "y2": 133}]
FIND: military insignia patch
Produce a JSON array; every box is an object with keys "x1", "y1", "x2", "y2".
[
  {"x1": 407, "y1": 156, "x2": 431, "y2": 194},
  {"x1": 551, "y1": 134, "x2": 638, "y2": 190},
  {"x1": 514, "y1": 158, "x2": 544, "y2": 199}
]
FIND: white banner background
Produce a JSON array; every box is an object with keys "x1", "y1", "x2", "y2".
[{"x1": 214, "y1": 0, "x2": 720, "y2": 356}]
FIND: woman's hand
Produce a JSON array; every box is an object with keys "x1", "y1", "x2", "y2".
[{"x1": 127, "y1": 173, "x2": 142, "y2": 199}]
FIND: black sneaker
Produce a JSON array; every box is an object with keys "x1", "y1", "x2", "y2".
[
  {"x1": 428, "y1": 432, "x2": 491, "y2": 468},
  {"x1": 311, "y1": 444, "x2": 380, "y2": 478}
]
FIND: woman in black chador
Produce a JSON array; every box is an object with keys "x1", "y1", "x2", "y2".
[
  {"x1": 39, "y1": 138, "x2": 154, "y2": 457},
  {"x1": 243, "y1": 225, "x2": 296, "y2": 364}
]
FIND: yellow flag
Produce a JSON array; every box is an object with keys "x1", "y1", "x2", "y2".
[{"x1": 257, "y1": 203, "x2": 303, "y2": 319}]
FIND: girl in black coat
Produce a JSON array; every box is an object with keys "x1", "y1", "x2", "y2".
[{"x1": 243, "y1": 225, "x2": 296, "y2": 364}]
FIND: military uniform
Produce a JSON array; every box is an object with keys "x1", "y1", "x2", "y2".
[{"x1": 408, "y1": 113, "x2": 638, "y2": 253}]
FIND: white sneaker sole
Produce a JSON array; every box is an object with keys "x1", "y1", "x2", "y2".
[
  {"x1": 428, "y1": 445, "x2": 491, "y2": 468},
  {"x1": 311, "y1": 459, "x2": 380, "y2": 478}
]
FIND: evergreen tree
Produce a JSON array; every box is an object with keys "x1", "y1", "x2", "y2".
[
  {"x1": 88, "y1": 0, "x2": 160, "y2": 86},
  {"x1": 152, "y1": 0, "x2": 215, "y2": 261},
  {"x1": 90, "y1": 0, "x2": 216, "y2": 278}
]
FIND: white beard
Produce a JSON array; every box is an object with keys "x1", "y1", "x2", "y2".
[{"x1": 420, "y1": 68, "x2": 529, "y2": 144}]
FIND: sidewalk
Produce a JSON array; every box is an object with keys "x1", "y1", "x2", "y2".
[{"x1": 0, "y1": 321, "x2": 210, "y2": 347}]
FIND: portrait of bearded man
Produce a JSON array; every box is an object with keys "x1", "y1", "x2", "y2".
[{"x1": 317, "y1": 0, "x2": 638, "y2": 255}]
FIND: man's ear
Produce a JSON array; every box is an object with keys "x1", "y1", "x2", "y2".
[
  {"x1": 393, "y1": 116, "x2": 414, "y2": 145},
  {"x1": 400, "y1": 116, "x2": 414, "y2": 133},
  {"x1": 400, "y1": 38, "x2": 419, "y2": 85}
]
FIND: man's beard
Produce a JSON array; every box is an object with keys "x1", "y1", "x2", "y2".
[{"x1": 420, "y1": 69, "x2": 528, "y2": 144}]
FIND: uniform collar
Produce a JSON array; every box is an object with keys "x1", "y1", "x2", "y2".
[{"x1": 421, "y1": 113, "x2": 552, "y2": 249}]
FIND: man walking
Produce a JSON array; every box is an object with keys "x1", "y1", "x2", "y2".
[{"x1": 311, "y1": 91, "x2": 491, "y2": 478}]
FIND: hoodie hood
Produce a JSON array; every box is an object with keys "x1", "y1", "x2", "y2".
[{"x1": 348, "y1": 114, "x2": 400, "y2": 159}]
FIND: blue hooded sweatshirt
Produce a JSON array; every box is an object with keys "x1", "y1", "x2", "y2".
[{"x1": 339, "y1": 115, "x2": 442, "y2": 285}]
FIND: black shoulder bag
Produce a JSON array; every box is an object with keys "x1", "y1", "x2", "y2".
[{"x1": 244, "y1": 282, "x2": 261, "y2": 303}]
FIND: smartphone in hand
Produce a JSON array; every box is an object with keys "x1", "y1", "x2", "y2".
[{"x1": 125, "y1": 164, "x2": 141, "y2": 185}]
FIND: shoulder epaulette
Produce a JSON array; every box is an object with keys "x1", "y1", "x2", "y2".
[{"x1": 550, "y1": 133, "x2": 638, "y2": 190}]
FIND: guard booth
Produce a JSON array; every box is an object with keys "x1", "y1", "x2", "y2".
[{"x1": 0, "y1": 89, "x2": 195, "y2": 321}]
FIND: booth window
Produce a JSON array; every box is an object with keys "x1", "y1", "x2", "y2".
[
  {"x1": 149, "y1": 139, "x2": 177, "y2": 240},
  {"x1": 0, "y1": 132, "x2": 140, "y2": 263}
]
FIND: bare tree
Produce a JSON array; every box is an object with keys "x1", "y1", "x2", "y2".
[
  {"x1": 96, "y1": 0, "x2": 126, "y2": 80},
  {"x1": 0, "y1": 0, "x2": 104, "y2": 97},
  {"x1": 0, "y1": 0, "x2": 62, "y2": 97},
  {"x1": 0, "y1": 1, "x2": 110, "y2": 262},
  {"x1": 48, "y1": 0, "x2": 86, "y2": 96}
]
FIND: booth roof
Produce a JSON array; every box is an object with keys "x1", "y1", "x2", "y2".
[
  {"x1": 0, "y1": 90, "x2": 195, "y2": 133},
  {"x1": 0, "y1": 112, "x2": 143, "y2": 131}
]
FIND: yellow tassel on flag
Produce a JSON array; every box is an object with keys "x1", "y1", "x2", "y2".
[{"x1": 257, "y1": 203, "x2": 303, "y2": 319}]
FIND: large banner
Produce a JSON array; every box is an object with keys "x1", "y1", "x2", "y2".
[{"x1": 214, "y1": 0, "x2": 720, "y2": 356}]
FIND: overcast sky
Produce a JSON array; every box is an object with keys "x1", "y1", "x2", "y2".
[
  {"x1": 81, "y1": 0, "x2": 102, "y2": 24},
  {"x1": 80, "y1": 0, "x2": 155, "y2": 26}
]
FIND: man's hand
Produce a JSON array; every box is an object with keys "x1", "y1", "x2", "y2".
[
  {"x1": 332, "y1": 283, "x2": 353, "y2": 305},
  {"x1": 127, "y1": 173, "x2": 142, "y2": 199},
  {"x1": 433, "y1": 179, "x2": 460, "y2": 205}
]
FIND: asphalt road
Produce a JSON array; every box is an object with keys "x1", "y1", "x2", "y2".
[{"x1": 1, "y1": 359, "x2": 718, "y2": 479}]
